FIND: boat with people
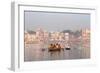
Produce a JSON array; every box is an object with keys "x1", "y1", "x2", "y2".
[
  {"x1": 48, "y1": 43, "x2": 62, "y2": 51},
  {"x1": 48, "y1": 43, "x2": 71, "y2": 51}
]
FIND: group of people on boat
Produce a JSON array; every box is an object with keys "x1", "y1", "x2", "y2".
[
  {"x1": 48, "y1": 43, "x2": 71, "y2": 51},
  {"x1": 48, "y1": 43, "x2": 62, "y2": 51}
]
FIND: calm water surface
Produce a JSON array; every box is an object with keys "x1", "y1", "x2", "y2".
[{"x1": 24, "y1": 44, "x2": 89, "y2": 61}]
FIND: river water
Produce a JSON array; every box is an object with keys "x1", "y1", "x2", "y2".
[{"x1": 24, "y1": 44, "x2": 90, "y2": 62}]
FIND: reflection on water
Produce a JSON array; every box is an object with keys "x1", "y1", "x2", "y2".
[{"x1": 24, "y1": 44, "x2": 90, "y2": 62}]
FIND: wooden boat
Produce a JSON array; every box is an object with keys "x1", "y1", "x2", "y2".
[{"x1": 48, "y1": 43, "x2": 61, "y2": 51}]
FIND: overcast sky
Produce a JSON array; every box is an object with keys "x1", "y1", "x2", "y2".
[{"x1": 24, "y1": 11, "x2": 90, "y2": 32}]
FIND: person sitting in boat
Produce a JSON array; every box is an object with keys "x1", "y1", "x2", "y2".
[
  {"x1": 48, "y1": 44, "x2": 53, "y2": 49},
  {"x1": 55, "y1": 43, "x2": 61, "y2": 49}
]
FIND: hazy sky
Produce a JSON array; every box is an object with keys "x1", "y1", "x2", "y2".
[{"x1": 24, "y1": 11, "x2": 90, "y2": 32}]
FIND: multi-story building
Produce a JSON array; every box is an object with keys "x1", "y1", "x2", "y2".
[
  {"x1": 43, "y1": 30, "x2": 49, "y2": 43},
  {"x1": 24, "y1": 31, "x2": 29, "y2": 44},
  {"x1": 64, "y1": 32, "x2": 70, "y2": 48},
  {"x1": 81, "y1": 29, "x2": 90, "y2": 58},
  {"x1": 24, "y1": 31, "x2": 38, "y2": 44},
  {"x1": 36, "y1": 28, "x2": 45, "y2": 42}
]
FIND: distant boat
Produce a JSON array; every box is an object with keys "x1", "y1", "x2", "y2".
[
  {"x1": 41, "y1": 48, "x2": 46, "y2": 51},
  {"x1": 65, "y1": 47, "x2": 71, "y2": 50},
  {"x1": 65, "y1": 46, "x2": 71, "y2": 50}
]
